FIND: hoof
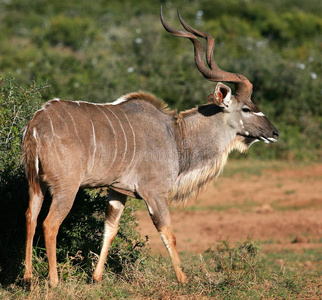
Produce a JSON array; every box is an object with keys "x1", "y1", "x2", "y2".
[{"x1": 23, "y1": 277, "x2": 32, "y2": 291}]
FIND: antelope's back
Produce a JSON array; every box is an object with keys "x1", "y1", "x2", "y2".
[{"x1": 24, "y1": 96, "x2": 180, "y2": 191}]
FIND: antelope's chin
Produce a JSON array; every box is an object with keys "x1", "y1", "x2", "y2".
[{"x1": 243, "y1": 137, "x2": 260, "y2": 148}]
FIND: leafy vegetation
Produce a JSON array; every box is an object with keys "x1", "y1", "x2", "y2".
[{"x1": 0, "y1": 0, "x2": 321, "y2": 160}]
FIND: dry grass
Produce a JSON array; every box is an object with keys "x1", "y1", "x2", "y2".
[{"x1": 1, "y1": 239, "x2": 321, "y2": 299}]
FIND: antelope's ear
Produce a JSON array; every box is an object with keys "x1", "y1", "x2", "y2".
[{"x1": 210, "y1": 82, "x2": 232, "y2": 108}]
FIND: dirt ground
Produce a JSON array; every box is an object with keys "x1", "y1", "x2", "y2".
[{"x1": 135, "y1": 162, "x2": 322, "y2": 255}]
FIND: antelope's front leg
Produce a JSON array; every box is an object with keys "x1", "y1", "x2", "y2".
[
  {"x1": 92, "y1": 190, "x2": 127, "y2": 283},
  {"x1": 147, "y1": 199, "x2": 188, "y2": 284}
]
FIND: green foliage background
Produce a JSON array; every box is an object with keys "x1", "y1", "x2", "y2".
[
  {"x1": 0, "y1": 0, "x2": 321, "y2": 288},
  {"x1": 0, "y1": 0, "x2": 321, "y2": 160}
]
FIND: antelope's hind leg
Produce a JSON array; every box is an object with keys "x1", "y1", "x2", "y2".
[
  {"x1": 42, "y1": 184, "x2": 79, "y2": 287},
  {"x1": 92, "y1": 190, "x2": 127, "y2": 283},
  {"x1": 24, "y1": 182, "x2": 46, "y2": 287}
]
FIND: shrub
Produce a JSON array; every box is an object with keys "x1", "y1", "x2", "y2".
[{"x1": 0, "y1": 76, "x2": 45, "y2": 284}]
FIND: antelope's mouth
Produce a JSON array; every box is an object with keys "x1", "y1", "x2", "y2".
[
  {"x1": 243, "y1": 135, "x2": 278, "y2": 146},
  {"x1": 259, "y1": 136, "x2": 278, "y2": 144}
]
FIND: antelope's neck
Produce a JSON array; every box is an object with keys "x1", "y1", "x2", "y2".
[
  {"x1": 178, "y1": 112, "x2": 234, "y2": 171},
  {"x1": 169, "y1": 112, "x2": 241, "y2": 203}
]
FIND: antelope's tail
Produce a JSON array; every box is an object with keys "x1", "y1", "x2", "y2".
[{"x1": 22, "y1": 124, "x2": 40, "y2": 193}]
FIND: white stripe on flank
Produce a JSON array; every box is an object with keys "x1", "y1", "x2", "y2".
[
  {"x1": 47, "y1": 114, "x2": 55, "y2": 136},
  {"x1": 90, "y1": 120, "x2": 97, "y2": 171},
  {"x1": 59, "y1": 102, "x2": 86, "y2": 151},
  {"x1": 106, "y1": 107, "x2": 128, "y2": 168},
  {"x1": 22, "y1": 126, "x2": 28, "y2": 140},
  {"x1": 33, "y1": 127, "x2": 37, "y2": 140},
  {"x1": 253, "y1": 112, "x2": 265, "y2": 117},
  {"x1": 32, "y1": 128, "x2": 39, "y2": 175},
  {"x1": 35, "y1": 153, "x2": 39, "y2": 175},
  {"x1": 45, "y1": 111, "x2": 63, "y2": 167},
  {"x1": 95, "y1": 105, "x2": 118, "y2": 168},
  {"x1": 121, "y1": 110, "x2": 136, "y2": 168}
]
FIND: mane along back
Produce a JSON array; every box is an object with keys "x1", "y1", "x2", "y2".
[{"x1": 121, "y1": 92, "x2": 176, "y2": 116}]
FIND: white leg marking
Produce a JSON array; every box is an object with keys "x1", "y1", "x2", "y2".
[
  {"x1": 102, "y1": 200, "x2": 124, "y2": 244},
  {"x1": 160, "y1": 233, "x2": 173, "y2": 256},
  {"x1": 109, "y1": 200, "x2": 124, "y2": 210}
]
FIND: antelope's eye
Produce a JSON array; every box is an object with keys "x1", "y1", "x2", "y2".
[{"x1": 242, "y1": 107, "x2": 252, "y2": 114}]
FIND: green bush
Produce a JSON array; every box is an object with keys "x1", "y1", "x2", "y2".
[
  {"x1": 0, "y1": 76, "x2": 44, "y2": 175},
  {"x1": 0, "y1": 76, "x2": 45, "y2": 284},
  {"x1": 40, "y1": 15, "x2": 98, "y2": 50}
]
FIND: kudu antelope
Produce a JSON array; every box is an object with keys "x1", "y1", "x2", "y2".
[{"x1": 22, "y1": 9, "x2": 279, "y2": 287}]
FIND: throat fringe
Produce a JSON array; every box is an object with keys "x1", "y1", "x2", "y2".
[{"x1": 169, "y1": 136, "x2": 248, "y2": 204}]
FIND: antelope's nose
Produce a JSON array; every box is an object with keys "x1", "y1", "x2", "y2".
[{"x1": 273, "y1": 130, "x2": 279, "y2": 140}]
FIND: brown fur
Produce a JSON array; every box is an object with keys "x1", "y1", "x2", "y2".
[{"x1": 122, "y1": 91, "x2": 177, "y2": 117}]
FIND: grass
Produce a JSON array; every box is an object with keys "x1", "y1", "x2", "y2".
[
  {"x1": 272, "y1": 198, "x2": 322, "y2": 211},
  {"x1": 1, "y1": 240, "x2": 321, "y2": 299},
  {"x1": 220, "y1": 159, "x2": 317, "y2": 178},
  {"x1": 175, "y1": 199, "x2": 258, "y2": 213}
]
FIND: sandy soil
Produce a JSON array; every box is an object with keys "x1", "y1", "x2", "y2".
[{"x1": 135, "y1": 162, "x2": 322, "y2": 255}]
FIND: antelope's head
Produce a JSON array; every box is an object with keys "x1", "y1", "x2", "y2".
[{"x1": 161, "y1": 8, "x2": 279, "y2": 149}]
